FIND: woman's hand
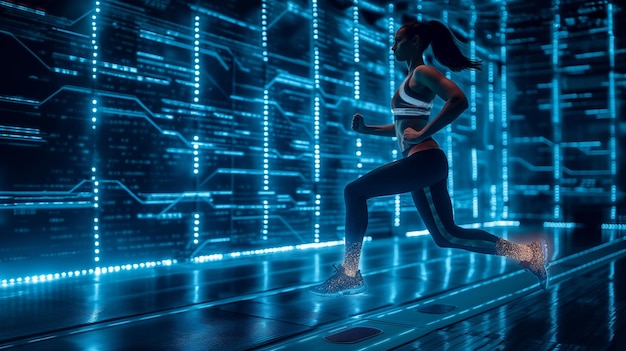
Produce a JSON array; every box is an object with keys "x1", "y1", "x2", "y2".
[
  {"x1": 402, "y1": 127, "x2": 426, "y2": 144},
  {"x1": 351, "y1": 113, "x2": 369, "y2": 134}
]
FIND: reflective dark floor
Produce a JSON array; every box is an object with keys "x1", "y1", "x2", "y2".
[{"x1": 1, "y1": 225, "x2": 625, "y2": 351}]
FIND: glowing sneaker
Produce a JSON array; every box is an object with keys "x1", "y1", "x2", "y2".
[
  {"x1": 520, "y1": 239, "x2": 550, "y2": 290},
  {"x1": 309, "y1": 264, "x2": 367, "y2": 297}
]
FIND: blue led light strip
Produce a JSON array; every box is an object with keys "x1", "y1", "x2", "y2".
[
  {"x1": 91, "y1": 1, "x2": 101, "y2": 263},
  {"x1": 193, "y1": 16, "x2": 200, "y2": 104},
  {"x1": 193, "y1": 212, "x2": 200, "y2": 245},
  {"x1": 607, "y1": 2, "x2": 616, "y2": 220},
  {"x1": 261, "y1": 0, "x2": 269, "y2": 241},
  {"x1": 500, "y1": 1, "x2": 508, "y2": 219},
  {"x1": 353, "y1": 0, "x2": 360, "y2": 100},
  {"x1": 488, "y1": 60, "x2": 497, "y2": 219},
  {"x1": 353, "y1": 0, "x2": 362, "y2": 172},
  {"x1": 416, "y1": 0, "x2": 422, "y2": 22},
  {"x1": 552, "y1": 0, "x2": 561, "y2": 220},
  {"x1": 192, "y1": 15, "x2": 201, "y2": 245},
  {"x1": 1, "y1": 260, "x2": 176, "y2": 287},
  {"x1": 470, "y1": 5, "x2": 478, "y2": 219},
  {"x1": 312, "y1": 0, "x2": 320, "y2": 242},
  {"x1": 388, "y1": 6, "x2": 400, "y2": 228},
  {"x1": 441, "y1": 7, "x2": 454, "y2": 204}
]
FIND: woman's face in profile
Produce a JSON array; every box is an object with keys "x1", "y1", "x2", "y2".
[{"x1": 392, "y1": 27, "x2": 414, "y2": 62}]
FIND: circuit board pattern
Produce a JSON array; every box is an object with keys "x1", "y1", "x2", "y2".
[{"x1": 506, "y1": 0, "x2": 625, "y2": 222}]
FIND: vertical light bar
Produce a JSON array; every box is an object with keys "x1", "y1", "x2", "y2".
[
  {"x1": 312, "y1": 0, "x2": 321, "y2": 242},
  {"x1": 416, "y1": 0, "x2": 422, "y2": 22},
  {"x1": 192, "y1": 16, "x2": 201, "y2": 245},
  {"x1": 261, "y1": 0, "x2": 268, "y2": 63},
  {"x1": 91, "y1": 2, "x2": 100, "y2": 83},
  {"x1": 488, "y1": 60, "x2": 497, "y2": 219},
  {"x1": 193, "y1": 212, "x2": 200, "y2": 244},
  {"x1": 607, "y1": 2, "x2": 617, "y2": 220},
  {"x1": 92, "y1": 1, "x2": 101, "y2": 263},
  {"x1": 353, "y1": 0, "x2": 362, "y2": 171},
  {"x1": 261, "y1": 0, "x2": 269, "y2": 241},
  {"x1": 469, "y1": 5, "x2": 477, "y2": 131},
  {"x1": 193, "y1": 16, "x2": 200, "y2": 104},
  {"x1": 353, "y1": 0, "x2": 360, "y2": 100},
  {"x1": 388, "y1": 5, "x2": 400, "y2": 227},
  {"x1": 500, "y1": 1, "x2": 508, "y2": 219},
  {"x1": 472, "y1": 148, "x2": 478, "y2": 218},
  {"x1": 490, "y1": 184, "x2": 497, "y2": 219},
  {"x1": 193, "y1": 16, "x2": 201, "y2": 180},
  {"x1": 552, "y1": 0, "x2": 561, "y2": 220},
  {"x1": 93, "y1": 171, "x2": 100, "y2": 263},
  {"x1": 470, "y1": 4, "x2": 478, "y2": 219},
  {"x1": 442, "y1": 7, "x2": 454, "y2": 203},
  {"x1": 192, "y1": 136, "x2": 200, "y2": 176},
  {"x1": 488, "y1": 63, "x2": 495, "y2": 124}
]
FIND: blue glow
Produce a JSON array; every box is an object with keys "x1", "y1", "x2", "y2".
[
  {"x1": 552, "y1": 0, "x2": 561, "y2": 220},
  {"x1": 1, "y1": 0, "x2": 623, "y2": 283},
  {"x1": 193, "y1": 240, "x2": 344, "y2": 263},
  {"x1": 500, "y1": 1, "x2": 508, "y2": 219},
  {"x1": 193, "y1": 212, "x2": 200, "y2": 245},
  {"x1": 353, "y1": 0, "x2": 360, "y2": 100},
  {"x1": 388, "y1": 7, "x2": 400, "y2": 227},
  {"x1": 607, "y1": 2, "x2": 616, "y2": 220},
  {"x1": 193, "y1": 16, "x2": 200, "y2": 104},
  {"x1": 470, "y1": 5, "x2": 477, "y2": 131},
  {"x1": 262, "y1": 0, "x2": 268, "y2": 62},
  {"x1": 407, "y1": 221, "x2": 520, "y2": 237},
  {"x1": 1, "y1": 259, "x2": 176, "y2": 288},
  {"x1": 313, "y1": 0, "x2": 320, "y2": 242}
]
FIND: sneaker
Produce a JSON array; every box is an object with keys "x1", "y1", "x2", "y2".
[
  {"x1": 520, "y1": 239, "x2": 550, "y2": 290},
  {"x1": 309, "y1": 264, "x2": 367, "y2": 297}
]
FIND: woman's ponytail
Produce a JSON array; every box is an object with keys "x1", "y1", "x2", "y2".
[{"x1": 427, "y1": 20, "x2": 482, "y2": 72}]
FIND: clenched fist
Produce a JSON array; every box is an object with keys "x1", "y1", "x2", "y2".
[{"x1": 351, "y1": 113, "x2": 368, "y2": 133}]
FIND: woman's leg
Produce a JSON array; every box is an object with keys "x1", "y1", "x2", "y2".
[
  {"x1": 411, "y1": 175, "x2": 549, "y2": 288},
  {"x1": 410, "y1": 178, "x2": 500, "y2": 254},
  {"x1": 341, "y1": 149, "x2": 448, "y2": 276}
]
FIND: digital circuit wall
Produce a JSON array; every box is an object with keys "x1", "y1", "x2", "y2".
[{"x1": 0, "y1": 0, "x2": 623, "y2": 279}]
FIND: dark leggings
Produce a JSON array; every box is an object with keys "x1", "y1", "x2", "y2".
[{"x1": 344, "y1": 148, "x2": 498, "y2": 254}]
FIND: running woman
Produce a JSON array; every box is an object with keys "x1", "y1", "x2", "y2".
[{"x1": 310, "y1": 20, "x2": 549, "y2": 297}]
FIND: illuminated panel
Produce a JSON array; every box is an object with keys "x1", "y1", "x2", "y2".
[
  {"x1": 189, "y1": 0, "x2": 266, "y2": 255},
  {"x1": 353, "y1": 1, "x2": 396, "y2": 235},
  {"x1": 93, "y1": 0, "x2": 198, "y2": 265},
  {"x1": 0, "y1": 1, "x2": 96, "y2": 277},
  {"x1": 506, "y1": 0, "x2": 557, "y2": 221},
  {"x1": 7, "y1": 0, "x2": 602, "y2": 282},
  {"x1": 506, "y1": 0, "x2": 622, "y2": 224},
  {"x1": 557, "y1": 0, "x2": 615, "y2": 222}
]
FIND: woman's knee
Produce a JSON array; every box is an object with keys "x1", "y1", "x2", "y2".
[{"x1": 344, "y1": 180, "x2": 363, "y2": 199}]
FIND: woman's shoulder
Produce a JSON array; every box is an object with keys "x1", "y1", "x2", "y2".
[
  {"x1": 413, "y1": 64, "x2": 444, "y2": 77},
  {"x1": 411, "y1": 65, "x2": 447, "y2": 85}
]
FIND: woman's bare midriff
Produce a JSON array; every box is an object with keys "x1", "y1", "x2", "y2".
[{"x1": 395, "y1": 118, "x2": 441, "y2": 157}]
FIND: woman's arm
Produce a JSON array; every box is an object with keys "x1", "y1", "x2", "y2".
[
  {"x1": 352, "y1": 113, "x2": 396, "y2": 137},
  {"x1": 403, "y1": 66, "x2": 469, "y2": 144}
]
